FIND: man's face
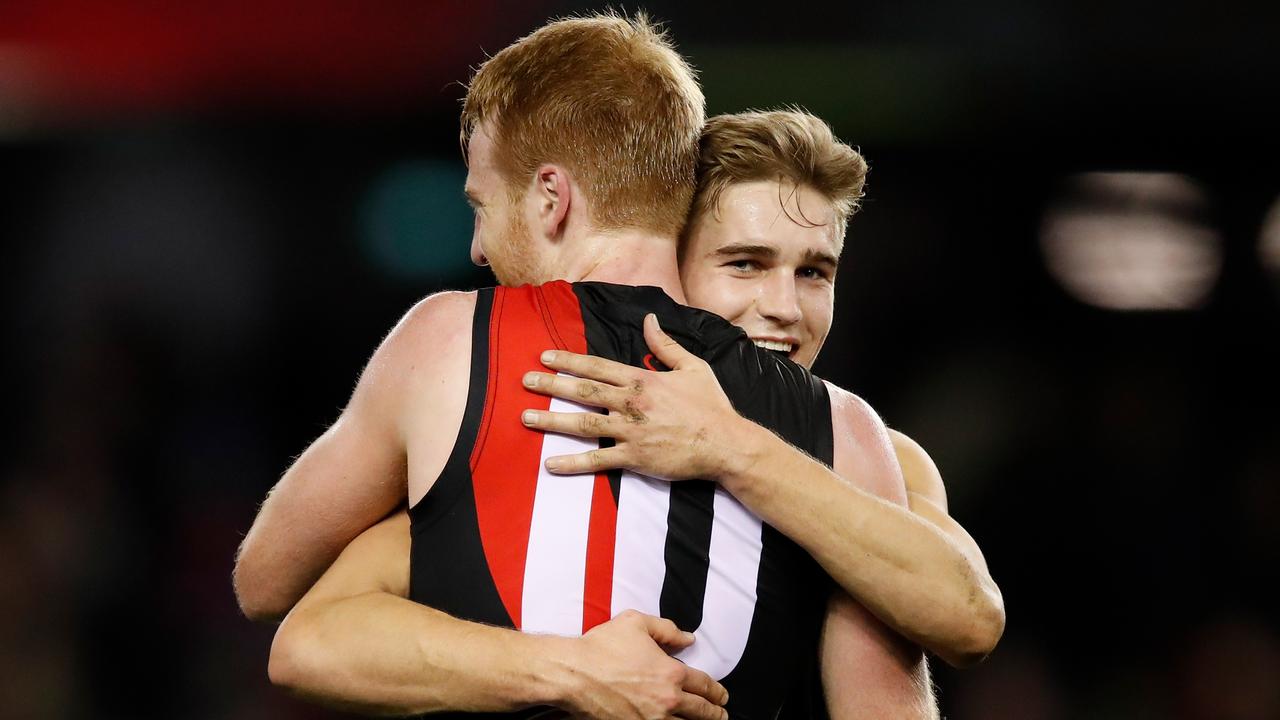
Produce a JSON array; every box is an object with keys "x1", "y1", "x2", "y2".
[
  {"x1": 464, "y1": 123, "x2": 547, "y2": 286},
  {"x1": 680, "y1": 180, "x2": 841, "y2": 369}
]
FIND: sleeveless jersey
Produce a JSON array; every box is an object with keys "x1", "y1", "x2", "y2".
[{"x1": 409, "y1": 281, "x2": 835, "y2": 719}]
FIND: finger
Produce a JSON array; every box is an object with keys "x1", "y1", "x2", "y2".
[
  {"x1": 644, "y1": 314, "x2": 700, "y2": 370},
  {"x1": 544, "y1": 445, "x2": 628, "y2": 474},
  {"x1": 539, "y1": 349, "x2": 633, "y2": 387},
  {"x1": 674, "y1": 690, "x2": 729, "y2": 720},
  {"x1": 638, "y1": 614, "x2": 696, "y2": 650},
  {"x1": 522, "y1": 409, "x2": 618, "y2": 439},
  {"x1": 681, "y1": 668, "x2": 729, "y2": 707},
  {"x1": 523, "y1": 371, "x2": 626, "y2": 409}
]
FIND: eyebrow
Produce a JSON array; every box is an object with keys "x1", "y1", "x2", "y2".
[
  {"x1": 803, "y1": 249, "x2": 840, "y2": 269},
  {"x1": 713, "y1": 243, "x2": 839, "y2": 269},
  {"x1": 713, "y1": 243, "x2": 777, "y2": 259}
]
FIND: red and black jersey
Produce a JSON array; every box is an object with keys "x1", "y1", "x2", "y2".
[{"x1": 409, "y1": 281, "x2": 834, "y2": 719}]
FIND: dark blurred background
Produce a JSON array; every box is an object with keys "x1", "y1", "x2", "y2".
[{"x1": 3, "y1": 1, "x2": 1278, "y2": 718}]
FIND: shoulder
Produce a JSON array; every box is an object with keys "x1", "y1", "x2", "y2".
[
  {"x1": 887, "y1": 429, "x2": 948, "y2": 512},
  {"x1": 822, "y1": 380, "x2": 890, "y2": 449},
  {"x1": 391, "y1": 290, "x2": 478, "y2": 347},
  {"x1": 349, "y1": 290, "x2": 478, "y2": 410},
  {"x1": 370, "y1": 290, "x2": 477, "y2": 371},
  {"x1": 823, "y1": 380, "x2": 908, "y2": 506}
]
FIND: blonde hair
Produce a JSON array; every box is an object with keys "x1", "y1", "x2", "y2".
[
  {"x1": 461, "y1": 12, "x2": 704, "y2": 238},
  {"x1": 690, "y1": 109, "x2": 868, "y2": 247}
]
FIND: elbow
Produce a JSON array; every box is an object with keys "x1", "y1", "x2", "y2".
[
  {"x1": 267, "y1": 624, "x2": 301, "y2": 691},
  {"x1": 940, "y1": 587, "x2": 1006, "y2": 669},
  {"x1": 268, "y1": 611, "x2": 320, "y2": 694},
  {"x1": 233, "y1": 558, "x2": 290, "y2": 623}
]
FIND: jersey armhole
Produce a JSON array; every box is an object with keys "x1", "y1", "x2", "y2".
[{"x1": 408, "y1": 287, "x2": 495, "y2": 519}]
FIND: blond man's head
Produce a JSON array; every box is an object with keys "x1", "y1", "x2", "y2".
[
  {"x1": 462, "y1": 12, "x2": 704, "y2": 239},
  {"x1": 688, "y1": 108, "x2": 868, "y2": 254}
]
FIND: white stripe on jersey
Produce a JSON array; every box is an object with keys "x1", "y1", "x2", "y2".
[
  {"x1": 520, "y1": 376, "x2": 759, "y2": 681},
  {"x1": 673, "y1": 486, "x2": 762, "y2": 679},
  {"x1": 521, "y1": 392, "x2": 597, "y2": 636},
  {"x1": 611, "y1": 471, "x2": 671, "y2": 618}
]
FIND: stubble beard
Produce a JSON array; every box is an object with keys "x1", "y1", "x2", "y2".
[{"x1": 490, "y1": 211, "x2": 550, "y2": 287}]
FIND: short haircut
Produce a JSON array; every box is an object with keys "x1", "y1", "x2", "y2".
[
  {"x1": 462, "y1": 12, "x2": 705, "y2": 239},
  {"x1": 689, "y1": 108, "x2": 868, "y2": 250}
]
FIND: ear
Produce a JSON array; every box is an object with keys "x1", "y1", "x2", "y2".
[{"x1": 532, "y1": 164, "x2": 572, "y2": 241}]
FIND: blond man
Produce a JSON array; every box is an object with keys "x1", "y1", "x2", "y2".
[{"x1": 524, "y1": 109, "x2": 1003, "y2": 716}]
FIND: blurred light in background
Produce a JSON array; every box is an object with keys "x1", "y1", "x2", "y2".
[
  {"x1": 1261, "y1": 194, "x2": 1280, "y2": 277},
  {"x1": 359, "y1": 160, "x2": 474, "y2": 282},
  {"x1": 0, "y1": 0, "x2": 510, "y2": 133},
  {"x1": 1039, "y1": 172, "x2": 1221, "y2": 311}
]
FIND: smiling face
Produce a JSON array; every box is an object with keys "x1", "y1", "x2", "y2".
[{"x1": 680, "y1": 179, "x2": 841, "y2": 369}]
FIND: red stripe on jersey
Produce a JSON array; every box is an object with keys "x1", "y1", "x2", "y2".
[
  {"x1": 469, "y1": 282, "x2": 589, "y2": 629},
  {"x1": 582, "y1": 473, "x2": 618, "y2": 632}
]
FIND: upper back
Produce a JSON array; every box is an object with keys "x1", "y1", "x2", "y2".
[{"x1": 408, "y1": 280, "x2": 836, "y2": 719}]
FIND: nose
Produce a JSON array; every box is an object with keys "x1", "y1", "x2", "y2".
[
  {"x1": 470, "y1": 233, "x2": 488, "y2": 267},
  {"x1": 756, "y1": 272, "x2": 802, "y2": 326}
]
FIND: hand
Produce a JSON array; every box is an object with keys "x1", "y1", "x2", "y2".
[
  {"x1": 521, "y1": 314, "x2": 747, "y2": 480},
  {"x1": 557, "y1": 610, "x2": 728, "y2": 720}
]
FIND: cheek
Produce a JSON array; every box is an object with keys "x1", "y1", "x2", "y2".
[
  {"x1": 801, "y1": 289, "x2": 835, "y2": 341},
  {"x1": 685, "y1": 272, "x2": 751, "y2": 322}
]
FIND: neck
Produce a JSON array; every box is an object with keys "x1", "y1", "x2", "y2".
[{"x1": 556, "y1": 229, "x2": 687, "y2": 304}]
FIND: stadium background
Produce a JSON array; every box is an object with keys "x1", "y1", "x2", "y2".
[{"x1": 2, "y1": 1, "x2": 1278, "y2": 717}]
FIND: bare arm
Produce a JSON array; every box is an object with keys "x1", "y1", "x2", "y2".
[
  {"x1": 234, "y1": 291, "x2": 474, "y2": 621},
  {"x1": 820, "y1": 593, "x2": 937, "y2": 720},
  {"x1": 270, "y1": 512, "x2": 731, "y2": 719},
  {"x1": 813, "y1": 396, "x2": 935, "y2": 719},
  {"x1": 520, "y1": 314, "x2": 1003, "y2": 667},
  {"x1": 890, "y1": 429, "x2": 995, "y2": 579}
]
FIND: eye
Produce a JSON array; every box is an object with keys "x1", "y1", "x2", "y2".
[
  {"x1": 798, "y1": 266, "x2": 831, "y2": 281},
  {"x1": 725, "y1": 259, "x2": 760, "y2": 273}
]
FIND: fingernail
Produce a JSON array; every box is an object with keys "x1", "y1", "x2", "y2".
[
  {"x1": 523, "y1": 372, "x2": 537, "y2": 388},
  {"x1": 683, "y1": 631, "x2": 695, "y2": 642},
  {"x1": 545, "y1": 457, "x2": 562, "y2": 471},
  {"x1": 541, "y1": 350, "x2": 555, "y2": 363},
  {"x1": 522, "y1": 410, "x2": 537, "y2": 425}
]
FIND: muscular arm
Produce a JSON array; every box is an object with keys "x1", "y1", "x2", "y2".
[
  {"x1": 820, "y1": 593, "x2": 937, "y2": 719},
  {"x1": 717, "y1": 388, "x2": 1001, "y2": 668},
  {"x1": 269, "y1": 512, "x2": 566, "y2": 714},
  {"x1": 810, "y1": 395, "x2": 935, "y2": 719},
  {"x1": 270, "y1": 513, "x2": 731, "y2": 718},
  {"x1": 521, "y1": 315, "x2": 1003, "y2": 667},
  {"x1": 233, "y1": 292, "x2": 474, "y2": 622},
  {"x1": 890, "y1": 429, "x2": 994, "y2": 579}
]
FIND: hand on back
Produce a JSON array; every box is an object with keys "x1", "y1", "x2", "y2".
[
  {"x1": 521, "y1": 314, "x2": 747, "y2": 481},
  {"x1": 557, "y1": 610, "x2": 728, "y2": 720}
]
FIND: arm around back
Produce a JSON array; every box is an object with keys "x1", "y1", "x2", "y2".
[{"x1": 887, "y1": 428, "x2": 1004, "y2": 665}]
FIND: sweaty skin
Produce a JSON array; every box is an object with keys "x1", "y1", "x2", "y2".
[{"x1": 521, "y1": 181, "x2": 1005, "y2": 671}]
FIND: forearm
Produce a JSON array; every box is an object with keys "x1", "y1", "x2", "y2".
[
  {"x1": 719, "y1": 421, "x2": 1003, "y2": 667},
  {"x1": 235, "y1": 423, "x2": 408, "y2": 622},
  {"x1": 234, "y1": 514, "x2": 336, "y2": 622},
  {"x1": 270, "y1": 592, "x2": 572, "y2": 715}
]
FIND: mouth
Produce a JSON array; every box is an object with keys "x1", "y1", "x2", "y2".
[{"x1": 752, "y1": 338, "x2": 796, "y2": 361}]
